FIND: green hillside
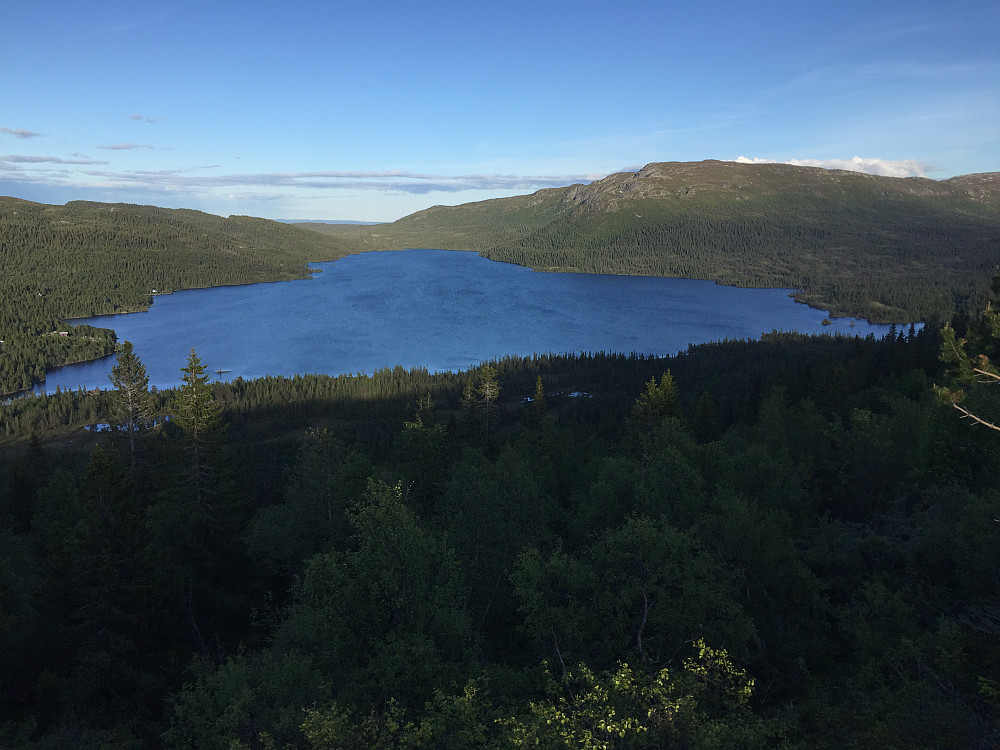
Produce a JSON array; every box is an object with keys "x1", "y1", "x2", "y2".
[
  {"x1": 4, "y1": 160, "x2": 1000, "y2": 393},
  {"x1": 3, "y1": 169, "x2": 1000, "y2": 748},
  {"x1": 0, "y1": 198, "x2": 348, "y2": 394},
  {"x1": 315, "y1": 160, "x2": 1000, "y2": 322}
]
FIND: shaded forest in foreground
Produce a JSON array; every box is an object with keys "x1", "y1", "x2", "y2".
[{"x1": 1, "y1": 307, "x2": 999, "y2": 748}]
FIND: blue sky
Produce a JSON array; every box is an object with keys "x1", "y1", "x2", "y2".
[{"x1": 2, "y1": 1, "x2": 998, "y2": 222}]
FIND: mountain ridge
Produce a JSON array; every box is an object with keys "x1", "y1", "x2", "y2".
[{"x1": 315, "y1": 160, "x2": 1000, "y2": 322}]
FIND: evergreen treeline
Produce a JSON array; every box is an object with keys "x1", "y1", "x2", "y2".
[
  {"x1": 0, "y1": 198, "x2": 348, "y2": 395},
  {"x1": 1, "y1": 319, "x2": 998, "y2": 748},
  {"x1": 319, "y1": 160, "x2": 1000, "y2": 323}
]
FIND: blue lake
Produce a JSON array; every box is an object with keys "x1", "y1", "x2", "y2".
[{"x1": 36, "y1": 249, "x2": 903, "y2": 394}]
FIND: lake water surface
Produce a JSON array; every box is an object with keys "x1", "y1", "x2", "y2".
[{"x1": 37, "y1": 249, "x2": 902, "y2": 394}]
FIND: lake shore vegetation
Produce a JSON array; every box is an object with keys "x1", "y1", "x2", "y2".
[{"x1": 0, "y1": 197, "x2": 350, "y2": 395}]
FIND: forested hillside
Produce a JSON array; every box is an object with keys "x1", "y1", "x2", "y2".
[
  {"x1": 1, "y1": 306, "x2": 998, "y2": 747},
  {"x1": 316, "y1": 160, "x2": 1000, "y2": 323},
  {"x1": 5, "y1": 162, "x2": 999, "y2": 392},
  {"x1": 0, "y1": 198, "x2": 348, "y2": 395}
]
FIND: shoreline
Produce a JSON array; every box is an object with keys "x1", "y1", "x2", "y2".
[{"x1": 6, "y1": 251, "x2": 920, "y2": 400}]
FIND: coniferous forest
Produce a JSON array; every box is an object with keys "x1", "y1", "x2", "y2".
[
  {"x1": 0, "y1": 197, "x2": 348, "y2": 396},
  {"x1": 2, "y1": 165, "x2": 1000, "y2": 747},
  {"x1": 1, "y1": 303, "x2": 999, "y2": 748}
]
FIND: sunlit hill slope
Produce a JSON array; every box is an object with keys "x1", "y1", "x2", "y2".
[{"x1": 314, "y1": 159, "x2": 1000, "y2": 322}]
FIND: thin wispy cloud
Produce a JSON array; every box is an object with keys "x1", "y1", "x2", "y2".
[
  {"x1": 130, "y1": 114, "x2": 163, "y2": 123},
  {"x1": 75, "y1": 168, "x2": 599, "y2": 195},
  {"x1": 735, "y1": 156, "x2": 930, "y2": 178},
  {"x1": 1, "y1": 128, "x2": 41, "y2": 139},
  {"x1": 98, "y1": 143, "x2": 153, "y2": 151},
  {"x1": 4, "y1": 156, "x2": 596, "y2": 198},
  {"x1": 0, "y1": 154, "x2": 109, "y2": 166}
]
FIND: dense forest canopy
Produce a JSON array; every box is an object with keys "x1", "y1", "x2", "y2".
[{"x1": 1, "y1": 314, "x2": 999, "y2": 747}]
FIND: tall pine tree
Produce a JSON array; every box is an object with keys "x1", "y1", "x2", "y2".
[
  {"x1": 108, "y1": 341, "x2": 153, "y2": 470},
  {"x1": 173, "y1": 349, "x2": 222, "y2": 509}
]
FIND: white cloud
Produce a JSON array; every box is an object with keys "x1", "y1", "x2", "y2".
[{"x1": 735, "y1": 155, "x2": 930, "y2": 178}]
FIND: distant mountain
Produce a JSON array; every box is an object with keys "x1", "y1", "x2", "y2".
[
  {"x1": 283, "y1": 219, "x2": 384, "y2": 226},
  {"x1": 312, "y1": 160, "x2": 1000, "y2": 322},
  {"x1": 289, "y1": 220, "x2": 386, "y2": 236}
]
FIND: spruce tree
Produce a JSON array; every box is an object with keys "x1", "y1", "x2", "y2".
[
  {"x1": 533, "y1": 375, "x2": 547, "y2": 417},
  {"x1": 633, "y1": 370, "x2": 680, "y2": 424},
  {"x1": 525, "y1": 375, "x2": 548, "y2": 426},
  {"x1": 108, "y1": 341, "x2": 152, "y2": 470},
  {"x1": 478, "y1": 365, "x2": 500, "y2": 439},
  {"x1": 173, "y1": 349, "x2": 222, "y2": 508}
]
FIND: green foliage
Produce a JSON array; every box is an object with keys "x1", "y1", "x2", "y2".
[
  {"x1": 174, "y1": 349, "x2": 222, "y2": 439},
  {"x1": 108, "y1": 341, "x2": 154, "y2": 467},
  {"x1": 302, "y1": 682, "x2": 492, "y2": 750},
  {"x1": 172, "y1": 349, "x2": 224, "y2": 507},
  {"x1": 0, "y1": 197, "x2": 348, "y2": 394},
  {"x1": 936, "y1": 281, "x2": 1000, "y2": 431},
  {"x1": 162, "y1": 650, "x2": 327, "y2": 750},
  {"x1": 513, "y1": 516, "x2": 752, "y2": 669},
  {"x1": 273, "y1": 480, "x2": 475, "y2": 709},
  {"x1": 245, "y1": 428, "x2": 371, "y2": 577},
  {"x1": 4, "y1": 323, "x2": 1000, "y2": 747},
  {"x1": 461, "y1": 364, "x2": 502, "y2": 442},
  {"x1": 436, "y1": 447, "x2": 554, "y2": 639},
  {"x1": 528, "y1": 375, "x2": 548, "y2": 422},
  {"x1": 501, "y1": 643, "x2": 784, "y2": 750},
  {"x1": 393, "y1": 408, "x2": 448, "y2": 513},
  {"x1": 630, "y1": 370, "x2": 681, "y2": 445}
]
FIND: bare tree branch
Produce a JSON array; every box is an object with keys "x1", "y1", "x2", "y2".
[{"x1": 951, "y1": 401, "x2": 1000, "y2": 432}]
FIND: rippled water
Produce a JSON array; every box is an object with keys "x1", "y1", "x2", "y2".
[{"x1": 37, "y1": 249, "x2": 902, "y2": 393}]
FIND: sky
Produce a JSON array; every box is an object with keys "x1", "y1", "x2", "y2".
[{"x1": 2, "y1": 1, "x2": 998, "y2": 222}]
